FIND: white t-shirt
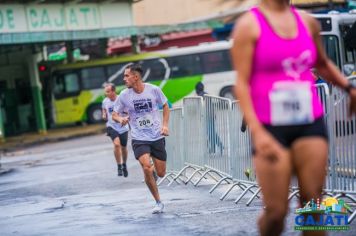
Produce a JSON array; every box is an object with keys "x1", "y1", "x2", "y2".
[
  {"x1": 114, "y1": 83, "x2": 168, "y2": 141},
  {"x1": 102, "y1": 96, "x2": 129, "y2": 134}
]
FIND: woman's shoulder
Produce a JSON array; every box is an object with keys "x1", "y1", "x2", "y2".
[
  {"x1": 237, "y1": 11, "x2": 259, "y2": 28},
  {"x1": 295, "y1": 9, "x2": 320, "y2": 35},
  {"x1": 295, "y1": 9, "x2": 313, "y2": 19},
  {"x1": 231, "y1": 11, "x2": 260, "y2": 39}
]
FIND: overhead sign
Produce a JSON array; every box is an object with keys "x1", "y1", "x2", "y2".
[{"x1": 0, "y1": 3, "x2": 132, "y2": 33}]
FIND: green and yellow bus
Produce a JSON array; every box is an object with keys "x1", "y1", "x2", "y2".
[{"x1": 45, "y1": 40, "x2": 235, "y2": 125}]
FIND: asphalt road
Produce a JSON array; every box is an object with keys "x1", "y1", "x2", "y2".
[{"x1": 0, "y1": 134, "x2": 354, "y2": 236}]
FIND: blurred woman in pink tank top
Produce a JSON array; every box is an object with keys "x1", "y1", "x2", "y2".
[{"x1": 231, "y1": 0, "x2": 356, "y2": 235}]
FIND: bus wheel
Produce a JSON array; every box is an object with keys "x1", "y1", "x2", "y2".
[
  {"x1": 87, "y1": 104, "x2": 103, "y2": 124},
  {"x1": 220, "y1": 86, "x2": 235, "y2": 100}
]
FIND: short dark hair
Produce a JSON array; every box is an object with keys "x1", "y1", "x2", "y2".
[{"x1": 126, "y1": 63, "x2": 143, "y2": 78}]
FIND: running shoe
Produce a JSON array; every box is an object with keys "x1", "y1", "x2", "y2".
[
  {"x1": 123, "y1": 167, "x2": 128, "y2": 177},
  {"x1": 152, "y1": 202, "x2": 164, "y2": 214},
  {"x1": 118, "y1": 167, "x2": 123, "y2": 176}
]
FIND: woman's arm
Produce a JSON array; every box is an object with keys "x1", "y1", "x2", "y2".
[
  {"x1": 305, "y1": 14, "x2": 349, "y2": 89},
  {"x1": 231, "y1": 12, "x2": 286, "y2": 157},
  {"x1": 304, "y1": 13, "x2": 356, "y2": 114},
  {"x1": 231, "y1": 13, "x2": 263, "y2": 134}
]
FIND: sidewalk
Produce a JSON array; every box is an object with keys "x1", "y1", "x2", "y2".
[{"x1": 0, "y1": 124, "x2": 106, "y2": 153}]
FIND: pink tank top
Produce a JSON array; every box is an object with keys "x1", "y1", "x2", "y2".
[{"x1": 250, "y1": 7, "x2": 324, "y2": 125}]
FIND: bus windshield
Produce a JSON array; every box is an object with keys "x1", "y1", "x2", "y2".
[
  {"x1": 322, "y1": 35, "x2": 340, "y2": 67},
  {"x1": 315, "y1": 13, "x2": 356, "y2": 76}
]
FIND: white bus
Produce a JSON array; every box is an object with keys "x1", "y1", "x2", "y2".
[{"x1": 314, "y1": 11, "x2": 356, "y2": 76}]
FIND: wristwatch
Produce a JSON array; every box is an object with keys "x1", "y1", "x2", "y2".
[{"x1": 345, "y1": 83, "x2": 356, "y2": 94}]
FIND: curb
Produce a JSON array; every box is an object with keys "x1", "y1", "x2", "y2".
[
  {"x1": 0, "y1": 127, "x2": 106, "y2": 154},
  {"x1": 0, "y1": 168, "x2": 14, "y2": 176}
]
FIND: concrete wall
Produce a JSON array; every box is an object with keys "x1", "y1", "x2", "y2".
[
  {"x1": 133, "y1": 0, "x2": 244, "y2": 25},
  {"x1": 132, "y1": 0, "x2": 347, "y2": 26}
]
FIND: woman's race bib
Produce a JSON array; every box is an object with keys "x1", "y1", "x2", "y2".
[
  {"x1": 269, "y1": 81, "x2": 314, "y2": 125},
  {"x1": 136, "y1": 114, "x2": 154, "y2": 129}
]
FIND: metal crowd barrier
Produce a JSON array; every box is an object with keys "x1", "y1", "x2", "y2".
[
  {"x1": 158, "y1": 108, "x2": 185, "y2": 185},
  {"x1": 193, "y1": 96, "x2": 233, "y2": 187},
  {"x1": 166, "y1": 97, "x2": 208, "y2": 186},
  {"x1": 316, "y1": 83, "x2": 334, "y2": 193},
  {"x1": 330, "y1": 76, "x2": 356, "y2": 223},
  {"x1": 162, "y1": 95, "x2": 261, "y2": 203},
  {"x1": 161, "y1": 78, "x2": 356, "y2": 222},
  {"x1": 225, "y1": 101, "x2": 259, "y2": 205}
]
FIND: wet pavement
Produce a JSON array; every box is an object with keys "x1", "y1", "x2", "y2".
[
  {"x1": 0, "y1": 124, "x2": 105, "y2": 153},
  {"x1": 0, "y1": 134, "x2": 355, "y2": 235}
]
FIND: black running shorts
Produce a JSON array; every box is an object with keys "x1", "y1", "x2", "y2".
[
  {"x1": 262, "y1": 117, "x2": 329, "y2": 148},
  {"x1": 132, "y1": 138, "x2": 167, "y2": 161},
  {"x1": 106, "y1": 127, "x2": 128, "y2": 147}
]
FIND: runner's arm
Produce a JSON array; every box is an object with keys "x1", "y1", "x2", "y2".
[
  {"x1": 231, "y1": 13, "x2": 263, "y2": 134},
  {"x1": 112, "y1": 111, "x2": 121, "y2": 123},
  {"x1": 112, "y1": 95, "x2": 129, "y2": 125},
  {"x1": 161, "y1": 103, "x2": 170, "y2": 136},
  {"x1": 154, "y1": 86, "x2": 170, "y2": 135},
  {"x1": 306, "y1": 14, "x2": 349, "y2": 89},
  {"x1": 102, "y1": 108, "x2": 107, "y2": 121},
  {"x1": 305, "y1": 13, "x2": 356, "y2": 114},
  {"x1": 112, "y1": 112, "x2": 129, "y2": 125},
  {"x1": 231, "y1": 13, "x2": 290, "y2": 157}
]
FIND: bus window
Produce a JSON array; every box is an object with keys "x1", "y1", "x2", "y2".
[
  {"x1": 345, "y1": 48, "x2": 355, "y2": 63},
  {"x1": 167, "y1": 54, "x2": 201, "y2": 78},
  {"x1": 200, "y1": 50, "x2": 232, "y2": 74},
  {"x1": 81, "y1": 67, "x2": 106, "y2": 89},
  {"x1": 107, "y1": 63, "x2": 126, "y2": 86},
  {"x1": 322, "y1": 35, "x2": 340, "y2": 68},
  {"x1": 54, "y1": 72, "x2": 80, "y2": 98},
  {"x1": 344, "y1": 21, "x2": 356, "y2": 49},
  {"x1": 344, "y1": 25, "x2": 356, "y2": 63},
  {"x1": 141, "y1": 59, "x2": 166, "y2": 82}
]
